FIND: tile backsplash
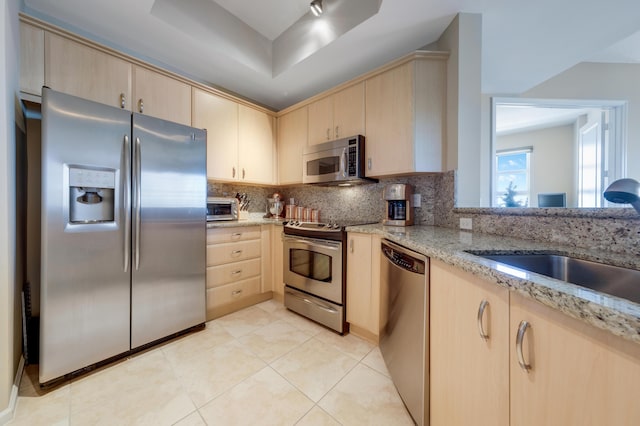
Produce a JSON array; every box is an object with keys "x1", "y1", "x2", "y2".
[
  {"x1": 208, "y1": 175, "x2": 441, "y2": 224},
  {"x1": 209, "y1": 170, "x2": 640, "y2": 255},
  {"x1": 434, "y1": 170, "x2": 640, "y2": 256}
]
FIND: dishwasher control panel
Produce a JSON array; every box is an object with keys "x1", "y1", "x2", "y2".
[{"x1": 382, "y1": 242, "x2": 426, "y2": 274}]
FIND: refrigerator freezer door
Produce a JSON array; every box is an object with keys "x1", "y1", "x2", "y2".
[
  {"x1": 40, "y1": 88, "x2": 131, "y2": 384},
  {"x1": 130, "y1": 113, "x2": 206, "y2": 348}
]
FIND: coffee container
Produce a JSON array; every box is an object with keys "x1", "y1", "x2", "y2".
[{"x1": 383, "y1": 184, "x2": 414, "y2": 226}]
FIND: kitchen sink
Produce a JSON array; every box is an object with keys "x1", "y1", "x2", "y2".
[{"x1": 466, "y1": 251, "x2": 640, "y2": 304}]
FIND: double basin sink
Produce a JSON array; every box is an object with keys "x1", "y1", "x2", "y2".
[{"x1": 466, "y1": 251, "x2": 640, "y2": 304}]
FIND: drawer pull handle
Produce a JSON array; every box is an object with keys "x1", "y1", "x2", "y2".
[
  {"x1": 231, "y1": 250, "x2": 243, "y2": 257},
  {"x1": 231, "y1": 233, "x2": 242, "y2": 239},
  {"x1": 516, "y1": 320, "x2": 532, "y2": 372},
  {"x1": 231, "y1": 270, "x2": 242, "y2": 276},
  {"x1": 477, "y1": 299, "x2": 490, "y2": 340},
  {"x1": 231, "y1": 289, "x2": 243, "y2": 296}
]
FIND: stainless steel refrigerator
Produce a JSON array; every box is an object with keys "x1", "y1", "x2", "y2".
[{"x1": 39, "y1": 88, "x2": 207, "y2": 385}]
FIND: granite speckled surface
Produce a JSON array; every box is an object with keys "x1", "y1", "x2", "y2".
[
  {"x1": 346, "y1": 223, "x2": 640, "y2": 344},
  {"x1": 206, "y1": 214, "x2": 284, "y2": 229},
  {"x1": 208, "y1": 175, "x2": 440, "y2": 225}
]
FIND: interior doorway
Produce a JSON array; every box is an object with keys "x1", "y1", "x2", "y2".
[{"x1": 490, "y1": 98, "x2": 626, "y2": 208}]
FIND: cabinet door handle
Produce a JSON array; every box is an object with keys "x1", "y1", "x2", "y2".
[
  {"x1": 232, "y1": 167, "x2": 236, "y2": 178},
  {"x1": 138, "y1": 98, "x2": 144, "y2": 113},
  {"x1": 120, "y1": 93, "x2": 126, "y2": 109},
  {"x1": 349, "y1": 239, "x2": 354, "y2": 253},
  {"x1": 326, "y1": 128, "x2": 330, "y2": 140},
  {"x1": 335, "y1": 125, "x2": 339, "y2": 138},
  {"x1": 242, "y1": 168, "x2": 246, "y2": 179},
  {"x1": 516, "y1": 320, "x2": 532, "y2": 371},
  {"x1": 477, "y1": 299, "x2": 490, "y2": 340},
  {"x1": 367, "y1": 158, "x2": 372, "y2": 170}
]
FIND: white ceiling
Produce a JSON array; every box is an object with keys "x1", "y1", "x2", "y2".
[{"x1": 21, "y1": 0, "x2": 640, "y2": 111}]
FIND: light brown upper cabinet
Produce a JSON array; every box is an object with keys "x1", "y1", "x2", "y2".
[
  {"x1": 193, "y1": 88, "x2": 275, "y2": 184},
  {"x1": 307, "y1": 82, "x2": 365, "y2": 145},
  {"x1": 192, "y1": 88, "x2": 239, "y2": 181},
  {"x1": 238, "y1": 104, "x2": 275, "y2": 184},
  {"x1": 19, "y1": 21, "x2": 44, "y2": 96},
  {"x1": 132, "y1": 66, "x2": 191, "y2": 126},
  {"x1": 45, "y1": 32, "x2": 132, "y2": 110},
  {"x1": 277, "y1": 106, "x2": 308, "y2": 185},
  {"x1": 365, "y1": 56, "x2": 446, "y2": 177}
]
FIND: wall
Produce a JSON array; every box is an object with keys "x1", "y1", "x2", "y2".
[
  {"x1": 524, "y1": 62, "x2": 640, "y2": 182},
  {"x1": 0, "y1": 0, "x2": 21, "y2": 419},
  {"x1": 471, "y1": 63, "x2": 640, "y2": 208},
  {"x1": 497, "y1": 124, "x2": 575, "y2": 207},
  {"x1": 436, "y1": 13, "x2": 483, "y2": 207}
]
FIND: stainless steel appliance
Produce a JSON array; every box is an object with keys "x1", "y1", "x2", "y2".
[
  {"x1": 207, "y1": 197, "x2": 239, "y2": 221},
  {"x1": 283, "y1": 220, "x2": 374, "y2": 333},
  {"x1": 383, "y1": 183, "x2": 414, "y2": 226},
  {"x1": 302, "y1": 135, "x2": 377, "y2": 185},
  {"x1": 39, "y1": 88, "x2": 207, "y2": 385},
  {"x1": 379, "y1": 239, "x2": 429, "y2": 426}
]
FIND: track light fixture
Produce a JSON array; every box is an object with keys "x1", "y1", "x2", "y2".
[{"x1": 310, "y1": 0, "x2": 323, "y2": 16}]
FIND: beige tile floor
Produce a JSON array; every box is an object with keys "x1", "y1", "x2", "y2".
[{"x1": 7, "y1": 300, "x2": 414, "y2": 425}]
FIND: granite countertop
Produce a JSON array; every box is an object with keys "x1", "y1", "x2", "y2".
[
  {"x1": 346, "y1": 224, "x2": 640, "y2": 344},
  {"x1": 207, "y1": 215, "x2": 285, "y2": 228}
]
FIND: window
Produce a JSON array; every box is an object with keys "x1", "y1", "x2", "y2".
[{"x1": 495, "y1": 149, "x2": 531, "y2": 207}]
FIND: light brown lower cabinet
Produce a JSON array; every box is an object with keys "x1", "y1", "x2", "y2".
[
  {"x1": 431, "y1": 259, "x2": 640, "y2": 426},
  {"x1": 510, "y1": 291, "x2": 640, "y2": 426},
  {"x1": 271, "y1": 225, "x2": 285, "y2": 301},
  {"x1": 430, "y1": 259, "x2": 510, "y2": 426},
  {"x1": 346, "y1": 232, "x2": 381, "y2": 343},
  {"x1": 205, "y1": 226, "x2": 271, "y2": 320}
]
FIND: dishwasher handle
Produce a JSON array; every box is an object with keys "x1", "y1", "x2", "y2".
[{"x1": 381, "y1": 240, "x2": 426, "y2": 274}]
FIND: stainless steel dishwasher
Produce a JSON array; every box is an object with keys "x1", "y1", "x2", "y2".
[{"x1": 379, "y1": 239, "x2": 429, "y2": 426}]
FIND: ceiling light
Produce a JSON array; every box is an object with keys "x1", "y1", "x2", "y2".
[{"x1": 310, "y1": 0, "x2": 323, "y2": 17}]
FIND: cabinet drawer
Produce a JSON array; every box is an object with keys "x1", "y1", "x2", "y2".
[
  {"x1": 207, "y1": 276, "x2": 261, "y2": 308},
  {"x1": 207, "y1": 239, "x2": 261, "y2": 266},
  {"x1": 207, "y1": 258, "x2": 261, "y2": 289},
  {"x1": 207, "y1": 226, "x2": 261, "y2": 244}
]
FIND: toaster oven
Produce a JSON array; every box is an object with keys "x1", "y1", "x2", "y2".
[{"x1": 206, "y1": 197, "x2": 238, "y2": 221}]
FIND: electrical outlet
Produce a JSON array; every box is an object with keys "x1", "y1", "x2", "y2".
[
  {"x1": 459, "y1": 218, "x2": 473, "y2": 230},
  {"x1": 413, "y1": 193, "x2": 421, "y2": 208}
]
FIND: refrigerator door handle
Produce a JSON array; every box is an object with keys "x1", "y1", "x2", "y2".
[
  {"x1": 134, "y1": 136, "x2": 142, "y2": 270},
  {"x1": 123, "y1": 135, "x2": 131, "y2": 272}
]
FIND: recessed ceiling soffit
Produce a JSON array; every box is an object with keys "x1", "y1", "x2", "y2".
[{"x1": 151, "y1": 0, "x2": 382, "y2": 78}]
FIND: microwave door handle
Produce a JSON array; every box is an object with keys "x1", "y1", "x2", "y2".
[{"x1": 341, "y1": 148, "x2": 347, "y2": 178}]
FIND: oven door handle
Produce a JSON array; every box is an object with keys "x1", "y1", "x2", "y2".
[
  {"x1": 286, "y1": 290, "x2": 338, "y2": 314},
  {"x1": 283, "y1": 236, "x2": 341, "y2": 251}
]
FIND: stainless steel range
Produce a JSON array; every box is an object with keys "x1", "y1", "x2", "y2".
[{"x1": 282, "y1": 220, "x2": 374, "y2": 334}]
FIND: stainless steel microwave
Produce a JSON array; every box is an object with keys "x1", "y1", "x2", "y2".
[
  {"x1": 302, "y1": 135, "x2": 376, "y2": 185},
  {"x1": 206, "y1": 197, "x2": 238, "y2": 221}
]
